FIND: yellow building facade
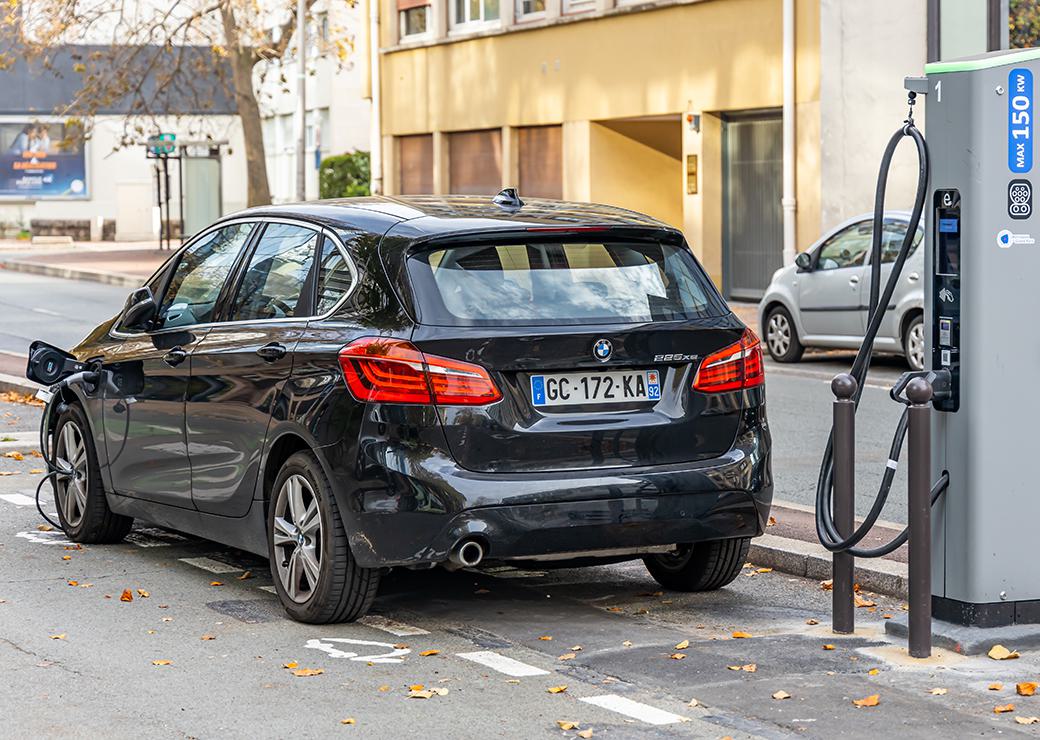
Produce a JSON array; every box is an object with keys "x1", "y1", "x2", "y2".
[{"x1": 376, "y1": 0, "x2": 821, "y2": 298}]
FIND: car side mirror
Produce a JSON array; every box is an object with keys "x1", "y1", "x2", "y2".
[
  {"x1": 795, "y1": 252, "x2": 813, "y2": 272},
  {"x1": 120, "y1": 287, "x2": 158, "y2": 331}
]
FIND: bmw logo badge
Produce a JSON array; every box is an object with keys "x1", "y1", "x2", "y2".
[{"x1": 593, "y1": 338, "x2": 613, "y2": 362}]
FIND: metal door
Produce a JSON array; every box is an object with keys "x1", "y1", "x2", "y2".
[
  {"x1": 183, "y1": 156, "x2": 222, "y2": 238},
  {"x1": 722, "y1": 114, "x2": 783, "y2": 300}
]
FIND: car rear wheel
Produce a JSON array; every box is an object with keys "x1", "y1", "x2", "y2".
[
  {"x1": 643, "y1": 537, "x2": 750, "y2": 592},
  {"x1": 268, "y1": 450, "x2": 380, "y2": 623},
  {"x1": 764, "y1": 306, "x2": 804, "y2": 363},
  {"x1": 903, "y1": 315, "x2": 925, "y2": 371},
  {"x1": 52, "y1": 405, "x2": 133, "y2": 543}
]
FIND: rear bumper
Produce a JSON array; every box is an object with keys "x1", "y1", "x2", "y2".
[{"x1": 338, "y1": 419, "x2": 771, "y2": 568}]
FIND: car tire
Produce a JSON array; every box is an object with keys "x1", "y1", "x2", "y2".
[
  {"x1": 764, "y1": 306, "x2": 804, "y2": 363},
  {"x1": 643, "y1": 537, "x2": 750, "y2": 592},
  {"x1": 268, "y1": 450, "x2": 380, "y2": 624},
  {"x1": 52, "y1": 404, "x2": 133, "y2": 544},
  {"x1": 903, "y1": 315, "x2": 925, "y2": 371}
]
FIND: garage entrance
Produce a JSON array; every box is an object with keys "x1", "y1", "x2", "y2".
[{"x1": 722, "y1": 112, "x2": 783, "y2": 300}]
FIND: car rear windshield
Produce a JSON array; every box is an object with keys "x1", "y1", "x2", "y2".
[{"x1": 406, "y1": 239, "x2": 727, "y2": 326}]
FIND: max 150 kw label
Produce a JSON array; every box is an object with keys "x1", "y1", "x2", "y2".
[{"x1": 1009, "y1": 68, "x2": 1034, "y2": 174}]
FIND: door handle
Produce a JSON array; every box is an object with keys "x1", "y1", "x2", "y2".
[
  {"x1": 908, "y1": 272, "x2": 920, "y2": 282},
  {"x1": 256, "y1": 342, "x2": 287, "y2": 362},
  {"x1": 163, "y1": 347, "x2": 188, "y2": 367},
  {"x1": 849, "y1": 275, "x2": 860, "y2": 285}
]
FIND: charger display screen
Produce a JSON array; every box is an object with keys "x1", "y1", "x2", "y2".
[{"x1": 936, "y1": 211, "x2": 961, "y2": 276}]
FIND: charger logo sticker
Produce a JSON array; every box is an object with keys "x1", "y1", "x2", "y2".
[
  {"x1": 1009, "y1": 179, "x2": 1032, "y2": 219},
  {"x1": 1009, "y1": 68, "x2": 1034, "y2": 173},
  {"x1": 997, "y1": 229, "x2": 1036, "y2": 248}
]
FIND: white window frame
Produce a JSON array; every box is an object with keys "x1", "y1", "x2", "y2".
[
  {"x1": 450, "y1": 0, "x2": 501, "y2": 32},
  {"x1": 562, "y1": 0, "x2": 596, "y2": 12},
  {"x1": 398, "y1": 4, "x2": 432, "y2": 39},
  {"x1": 515, "y1": 0, "x2": 546, "y2": 21}
]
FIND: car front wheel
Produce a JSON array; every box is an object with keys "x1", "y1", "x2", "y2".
[
  {"x1": 643, "y1": 538, "x2": 750, "y2": 592},
  {"x1": 268, "y1": 450, "x2": 380, "y2": 623},
  {"x1": 903, "y1": 315, "x2": 925, "y2": 371},
  {"x1": 764, "y1": 306, "x2": 804, "y2": 363}
]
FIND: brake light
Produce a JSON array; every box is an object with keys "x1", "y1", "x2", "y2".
[
  {"x1": 338, "y1": 337, "x2": 502, "y2": 406},
  {"x1": 692, "y1": 329, "x2": 765, "y2": 393}
]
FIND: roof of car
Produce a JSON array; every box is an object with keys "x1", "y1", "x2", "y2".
[{"x1": 225, "y1": 194, "x2": 676, "y2": 238}]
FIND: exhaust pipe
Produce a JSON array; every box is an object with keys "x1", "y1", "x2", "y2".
[{"x1": 447, "y1": 539, "x2": 485, "y2": 569}]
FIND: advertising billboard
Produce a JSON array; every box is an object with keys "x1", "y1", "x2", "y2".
[{"x1": 0, "y1": 121, "x2": 88, "y2": 199}]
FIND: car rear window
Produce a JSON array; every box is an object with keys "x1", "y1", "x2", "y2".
[{"x1": 406, "y1": 239, "x2": 726, "y2": 326}]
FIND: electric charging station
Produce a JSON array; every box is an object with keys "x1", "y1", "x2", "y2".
[{"x1": 921, "y1": 48, "x2": 1040, "y2": 628}]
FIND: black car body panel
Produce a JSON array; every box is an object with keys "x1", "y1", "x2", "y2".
[{"x1": 61, "y1": 195, "x2": 772, "y2": 567}]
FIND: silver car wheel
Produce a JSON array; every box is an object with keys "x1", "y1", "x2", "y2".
[
  {"x1": 272, "y1": 474, "x2": 324, "y2": 604},
  {"x1": 907, "y1": 320, "x2": 925, "y2": 371},
  {"x1": 55, "y1": 421, "x2": 88, "y2": 528},
  {"x1": 766, "y1": 312, "x2": 792, "y2": 358}
]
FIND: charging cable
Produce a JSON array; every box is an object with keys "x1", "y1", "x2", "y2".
[{"x1": 814, "y1": 93, "x2": 950, "y2": 558}]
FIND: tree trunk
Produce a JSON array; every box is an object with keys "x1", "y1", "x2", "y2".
[{"x1": 221, "y1": 4, "x2": 271, "y2": 207}]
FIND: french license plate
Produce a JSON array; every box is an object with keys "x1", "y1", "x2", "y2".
[{"x1": 530, "y1": 370, "x2": 661, "y2": 407}]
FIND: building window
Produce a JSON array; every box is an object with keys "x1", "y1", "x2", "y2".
[
  {"x1": 562, "y1": 0, "x2": 595, "y2": 13},
  {"x1": 516, "y1": 0, "x2": 545, "y2": 19},
  {"x1": 452, "y1": 0, "x2": 500, "y2": 29},
  {"x1": 398, "y1": 0, "x2": 430, "y2": 38}
]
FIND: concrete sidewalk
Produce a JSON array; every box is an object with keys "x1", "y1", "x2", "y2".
[{"x1": 0, "y1": 242, "x2": 170, "y2": 287}]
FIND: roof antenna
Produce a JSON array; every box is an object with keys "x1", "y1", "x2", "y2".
[{"x1": 492, "y1": 187, "x2": 524, "y2": 211}]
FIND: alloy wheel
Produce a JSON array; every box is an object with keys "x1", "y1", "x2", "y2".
[
  {"x1": 908, "y1": 321, "x2": 925, "y2": 371},
  {"x1": 272, "y1": 474, "x2": 324, "y2": 604},
  {"x1": 55, "y1": 421, "x2": 88, "y2": 528},
  {"x1": 766, "y1": 312, "x2": 792, "y2": 358}
]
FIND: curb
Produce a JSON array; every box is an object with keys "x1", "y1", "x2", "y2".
[
  {"x1": 749, "y1": 533, "x2": 908, "y2": 600},
  {"x1": 0, "y1": 258, "x2": 141, "y2": 287},
  {"x1": 0, "y1": 371, "x2": 38, "y2": 396}
]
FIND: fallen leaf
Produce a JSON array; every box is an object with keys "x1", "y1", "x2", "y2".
[
  {"x1": 570, "y1": 645, "x2": 583, "y2": 651},
  {"x1": 558, "y1": 652, "x2": 577, "y2": 661},
  {"x1": 772, "y1": 691, "x2": 791, "y2": 700},
  {"x1": 995, "y1": 703, "x2": 1016, "y2": 714},
  {"x1": 930, "y1": 688, "x2": 947, "y2": 695},
  {"x1": 822, "y1": 644, "x2": 835, "y2": 651},
  {"x1": 0, "y1": 471, "x2": 19, "y2": 476},
  {"x1": 61, "y1": 555, "x2": 71, "y2": 561},
  {"x1": 767, "y1": 515, "x2": 777, "y2": 527},
  {"x1": 881, "y1": 614, "x2": 893, "y2": 619},
  {"x1": 556, "y1": 721, "x2": 579, "y2": 730},
  {"x1": 670, "y1": 653, "x2": 687, "y2": 660},
  {"x1": 393, "y1": 643, "x2": 408, "y2": 650},
  {"x1": 674, "y1": 639, "x2": 690, "y2": 650},
  {"x1": 38, "y1": 525, "x2": 53, "y2": 532},
  {"x1": 538, "y1": 635, "x2": 553, "y2": 641},
  {"x1": 622, "y1": 640, "x2": 633, "y2": 647},
  {"x1": 431, "y1": 687, "x2": 448, "y2": 696},
  {"x1": 3, "y1": 451, "x2": 24, "y2": 460},
  {"x1": 378, "y1": 685, "x2": 390, "y2": 692},
  {"x1": 146, "y1": 630, "x2": 156, "y2": 635},
  {"x1": 854, "y1": 594, "x2": 876, "y2": 608},
  {"x1": 419, "y1": 649, "x2": 440, "y2": 657},
  {"x1": 1016, "y1": 716, "x2": 1040, "y2": 725},
  {"x1": 853, "y1": 694, "x2": 880, "y2": 707},
  {"x1": 1018, "y1": 682, "x2": 1038, "y2": 697},
  {"x1": 606, "y1": 606, "x2": 622, "y2": 613},
  {"x1": 687, "y1": 698, "x2": 700, "y2": 707},
  {"x1": 237, "y1": 571, "x2": 253, "y2": 580},
  {"x1": 505, "y1": 679, "x2": 520, "y2": 684},
  {"x1": 727, "y1": 665, "x2": 741, "y2": 671},
  {"x1": 120, "y1": 589, "x2": 133, "y2": 602},
  {"x1": 988, "y1": 645, "x2": 1020, "y2": 661},
  {"x1": 200, "y1": 634, "x2": 216, "y2": 641},
  {"x1": 820, "y1": 579, "x2": 833, "y2": 591},
  {"x1": 408, "y1": 689, "x2": 434, "y2": 699},
  {"x1": 547, "y1": 685, "x2": 568, "y2": 694},
  {"x1": 283, "y1": 662, "x2": 299, "y2": 669},
  {"x1": 136, "y1": 589, "x2": 149, "y2": 598},
  {"x1": 340, "y1": 718, "x2": 356, "y2": 725},
  {"x1": 576, "y1": 730, "x2": 594, "y2": 739},
  {"x1": 291, "y1": 668, "x2": 324, "y2": 677},
  {"x1": 742, "y1": 664, "x2": 757, "y2": 672},
  {"x1": 805, "y1": 618, "x2": 819, "y2": 626},
  {"x1": 152, "y1": 659, "x2": 172, "y2": 666},
  {"x1": 990, "y1": 682, "x2": 1004, "y2": 691},
  {"x1": 161, "y1": 617, "x2": 172, "y2": 622},
  {"x1": 210, "y1": 581, "x2": 223, "y2": 587},
  {"x1": 49, "y1": 633, "x2": 66, "y2": 640},
  {"x1": 474, "y1": 588, "x2": 490, "y2": 594},
  {"x1": 731, "y1": 631, "x2": 752, "y2": 639},
  {"x1": 868, "y1": 668, "x2": 880, "y2": 676},
  {"x1": 756, "y1": 567, "x2": 773, "y2": 573},
  {"x1": 409, "y1": 684, "x2": 424, "y2": 691}
]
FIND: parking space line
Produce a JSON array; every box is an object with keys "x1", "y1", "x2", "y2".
[
  {"x1": 357, "y1": 614, "x2": 430, "y2": 636},
  {"x1": 579, "y1": 695, "x2": 685, "y2": 725},
  {"x1": 456, "y1": 650, "x2": 549, "y2": 677},
  {"x1": 0, "y1": 493, "x2": 38, "y2": 507},
  {"x1": 178, "y1": 556, "x2": 243, "y2": 573},
  {"x1": 257, "y1": 585, "x2": 277, "y2": 594}
]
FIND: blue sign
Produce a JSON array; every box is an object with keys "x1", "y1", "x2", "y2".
[
  {"x1": 0, "y1": 121, "x2": 87, "y2": 199},
  {"x1": 530, "y1": 376, "x2": 546, "y2": 406},
  {"x1": 1009, "y1": 68, "x2": 1034, "y2": 174},
  {"x1": 938, "y1": 218, "x2": 959, "y2": 234}
]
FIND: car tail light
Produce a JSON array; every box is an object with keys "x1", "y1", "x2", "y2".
[
  {"x1": 692, "y1": 329, "x2": 765, "y2": 393},
  {"x1": 338, "y1": 337, "x2": 502, "y2": 406}
]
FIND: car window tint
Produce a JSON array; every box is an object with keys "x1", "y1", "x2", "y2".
[
  {"x1": 316, "y1": 238, "x2": 354, "y2": 314},
  {"x1": 229, "y1": 223, "x2": 318, "y2": 321},
  {"x1": 816, "y1": 222, "x2": 870, "y2": 270},
  {"x1": 159, "y1": 223, "x2": 253, "y2": 329},
  {"x1": 879, "y1": 220, "x2": 923, "y2": 263}
]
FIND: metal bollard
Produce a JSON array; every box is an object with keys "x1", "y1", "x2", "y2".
[
  {"x1": 906, "y1": 377, "x2": 933, "y2": 658},
  {"x1": 831, "y1": 374, "x2": 857, "y2": 635}
]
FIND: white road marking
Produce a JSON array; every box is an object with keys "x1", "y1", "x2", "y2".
[
  {"x1": 305, "y1": 637, "x2": 410, "y2": 664},
  {"x1": 257, "y1": 585, "x2": 277, "y2": 594},
  {"x1": 579, "y1": 695, "x2": 686, "y2": 725},
  {"x1": 358, "y1": 614, "x2": 430, "y2": 637},
  {"x1": 16, "y1": 530, "x2": 75, "y2": 546},
  {"x1": 456, "y1": 650, "x2": 549, "y2": 677},
  {"x1": 0, "y1": 493, "x2": 38, "y2": 507},
  {"x1": 178, "y1": 556, "x2": 241, "y2": 573},
  {"x1": 31, "y1": 307, "x2": 62, "y2": 317}
]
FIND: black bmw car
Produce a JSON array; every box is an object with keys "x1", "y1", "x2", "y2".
[{"x1": 38, "y1": 191, "x2": 772, "y2": 623}]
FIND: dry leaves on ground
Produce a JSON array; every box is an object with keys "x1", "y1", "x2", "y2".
[
  {"x1": 538, "y1": 635, "x2": 553, "y2": 641},
  {"x1": 772, "y1": 691, "x2": 791, "y2": 700},
  {"x1": 731, "y1": 631, "x2": 752, "y2": 639},
  {"x1": 929, "y1": 688, "x2": 947, "y2": 696},
  {"x1": 675, "y1": 640, "x2": 689, "y2": 650},
  {"x1": 237, "y1": 571, "x2": 252, "y2": 580},
  {"x1": 868, "y1": 668, "x2": 880, "y2": 676},
  {"x1": 340, "y1": 718, "x2": 356, "y2": 725},
  {"x1": 0, "y1": 391, "x2": 44, "y2": 406},
  {"x1": 200, "y1": 634, "x2": 216, "y2": 641},
  {"x1": 49, "y1": 633, "x2": 66, "y2": 640},
  {"x1": 418, "y1": 649, "x2": 440, "y2": 657},
  {"x1": 1016, "y1": 716, "x2": 1040, "y2": 725},
  {"x1": 854, "y1": 594, "x2": 876, "y2": 608},
  {"x1": 805, "y1": 618, "x2": 819, "y2": 625},
  {"x1": 558, "y1": 653, "x2": 577, "y2": 661},
  {"x1": 853, "y1": 695, "x2": 880, "y2": 708},
  {"x1": 995, "y1": 703, "x2": 1016, "y2": 714},
  {"x1": 136, "y1": 589, "x2": 149, "y2": 598},
  {"x1": 556, "y1": 721, "x2": 579, "y2": 730},
  {"x1": 1018, "y1": 683, "x2": 1038, "y2": 697},
  {"x1": 3, "y1": 451, "x2": 24, "y2": 460},
  {"x1": 988, "y1": 644, "x2": 1020, "y2": 661},
  {"x1": 576, "y1": 730, "x2": 593, "y2": 739},
  {"x1": 822, "y1": 644, "x2": 835, "y2": 651},
  {"x1": 547, "y1": 685, "x2": 568, "y2": 694},
  {"x1": 670, "y1": 653, "x2": 687, "y2": 660},
  {"x1": 152, "y1": 659, "x2": 172, "y2": 666},
  {"x1": 990, "y1": 682, "x2": 1004, "y2": 691},
  {"x1": 119, "y1": 589, "x2": 133, "y2": 602},
  {"x1": 291, "y1": 668, "x2": 324, "y2": 677},
  {"x1": 209, "y1": 581, "x2": 223, "y2": 587},
  {"x1": 820, "y1": 579, "x2": 833, "y2": 591}
]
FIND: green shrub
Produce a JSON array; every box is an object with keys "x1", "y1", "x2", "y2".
[{"x1": 319, "y1": 151, "x2": 371, "y2": 199}]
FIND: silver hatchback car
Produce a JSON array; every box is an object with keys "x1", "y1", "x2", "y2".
[{"x1": 757, "y1": 212, "x2": 925, "y2": 370}]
